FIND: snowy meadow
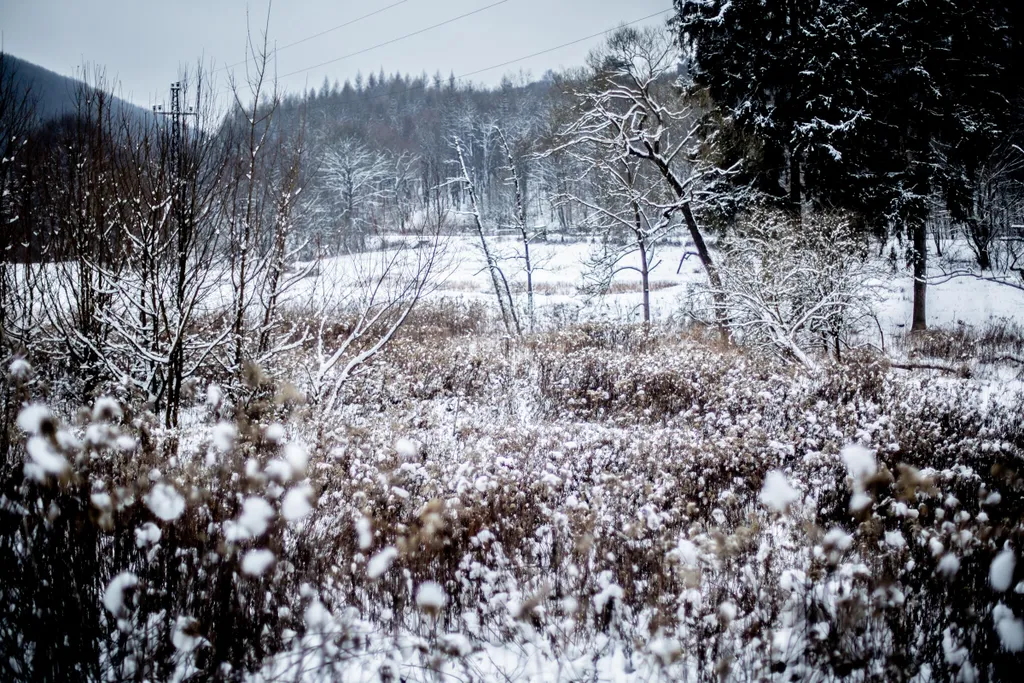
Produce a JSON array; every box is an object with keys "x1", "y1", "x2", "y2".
[{"x1": 3, "y1": 243, "x2": 1024, "y2": 680}]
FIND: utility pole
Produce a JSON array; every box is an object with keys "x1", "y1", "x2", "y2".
[{"x1": 152, "y1": 82, "x2": 198, "y2": 427}]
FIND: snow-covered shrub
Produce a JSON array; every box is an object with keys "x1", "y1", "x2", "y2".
[
  {"x1": 3, "y1": 322, "x2": 1023, "y2": 681},
  {"x1": 695, "y1": 208, "x2": 881, "y2": 369},
  {"x1": 0, "y1": 369, "x2": 358, "y2": 680}
]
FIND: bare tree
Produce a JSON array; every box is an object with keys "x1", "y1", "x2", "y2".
[
  {"x1": 452, "y1": 135, "x2": 519, "y2": 336},
  {"x1": 322, "y1": 138, "x2": 391, "y2": 253},
  {"x1": 551, "y1": 26, "x2": 733, "y2": 325},
  {"x1": 307, "y1": 217, "x2": 450, "y2": 412},
  {"x1": 104, "y1": 66, "x2": 229, "y2": 426},
  {"x1": 579, "y1": 162, "x2": 677, "y2": 324},
  {"x1": 494, "y1": 125, "x2": 539, "y2": 330}
]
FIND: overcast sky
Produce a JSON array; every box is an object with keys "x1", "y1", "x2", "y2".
[{"x1": 1, "y1": 0, "x2": 672, "y2": 108}]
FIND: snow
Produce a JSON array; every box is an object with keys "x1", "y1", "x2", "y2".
[
  {"x1": 145, "y1": 483, "x2": 186, "y2": 522},
  {"x1": 265, "y1": 423, "x2": 286, "y2": 443},
  {"x1": 284, "y1": 443, "x2": 308, "y2": 473},
  {"x1": 172, "y1": 616, "x2": 203, "y2": 652},
  {"x1": 990, "y1": 550, "x2": 1016, "y2": 592},
  {"x1": 91, "y1": 396, "x2": 122, "y2": 422},
  {"x1": 103, "y1": 571, "x2": 138, "y2": 616},
  {"x1": 211, "y1": 421, "x2": 236, "y2": 452},
  {"x1": 8, "y1": 358, "x2": 31, "y2": 381},
  {"x1": 265, "y1": 459, "x2": 292, "y2": 482},
  {"x1": 718, "y1": 601, "x2": 738, "y2": 624},
  {"x1": 282, "y1": 485, "x2": 312, "y2": 522},
  {"x1": 937, "y1": 554, "x2": 961, "y2": 578},
  {"x1": 841, "y1": 444, "x2": 877, "y2": 481},
  {"x1": 90, "y1": 492, "x2": 112, "y2": 510},
  {"x1": 759, "y1": 470, "x2": 800, "y2": 512},
  {"x1": 823, "y1": 528, "x2": 853, "y2": 551},
  {"x1": 415, "y1": 581, "x2": 446, "y2": 611},
  {"x1": 134, "y1": 522, "x2": 162, "y2": 547},
  {"x1": 367, "y1": 547, "x2": 399, "y2": 579},
  {"x1": 993, "y1": 604, "x2": 1024, "y2": 652},
  {"x1": 593, "y1": 574, "x2": 624, "y2": 613},
  {"x1": 229, "y1": 496, "x2": 275, "y2": 539},
  {"x1": 24, "y1": 436, "x2": 69, "y2": 482},
  {"x1": 206, "y1": 383, "x2": 222, "y2": 408},
  {"x1": 355, "y1": 516, "x2": 373, "y2": 550},
  {"x1": 849, "y1": 492, "x2": 872, "y2": 513},
  {"x1": 648, "y1": 634, "x2": 682, "y2": 666},
  {"x1": 17, "y1": 404, "x2": 53, "y2": 435},
  {"x1": 241, "y1": 549, "x2": 276, "y2": 576},
  {"x1": 884, "y1": 531, "x2": 906, "y2": 549},
  {"x1": 439, "y1": 633, "x2": 473, "y2": 657},
  {"x1": 395, "y1": 437, "x2": 420, "y2": 461}
]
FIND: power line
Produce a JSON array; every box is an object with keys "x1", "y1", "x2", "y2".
[
  {"x1": 219, "y1": 0, "x2": 412, "y2": 73},
  {"x1": 277, "y1": 0, "x2": 511, "y2": 80},
  {"x1": 457, "y1": 9, "x2": 673, "y2": 81},
  {"x1": 334, "y1": 8, "x2": 674, "y2": 102},
  {"x1": 218, "y1": 7, "x2": 672, "y2": 100}
]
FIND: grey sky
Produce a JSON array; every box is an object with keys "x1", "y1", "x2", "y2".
[{"x1": 1, "y1": 0, "x2": 672, "y2": 108}]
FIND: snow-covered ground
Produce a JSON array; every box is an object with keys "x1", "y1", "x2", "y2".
[{"x1": 286, "y1": 233, "x2": 1024, "y2": 335}]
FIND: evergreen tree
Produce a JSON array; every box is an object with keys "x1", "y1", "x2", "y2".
[{"x1": 676, "y1": 0, "x2": 1023, "y2": 330}]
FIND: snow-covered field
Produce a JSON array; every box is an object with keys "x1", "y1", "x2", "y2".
[
  {"x1": 4, "y1": 235, "x2": 1024, "y2": 681},
  {"x1": 283, "y1": 234, "x2": 1024, "y2": 335}
]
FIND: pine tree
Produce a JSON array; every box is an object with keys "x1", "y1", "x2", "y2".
[{"x1": 676, "y1": 0, "x2": 1023, "y2": 330}]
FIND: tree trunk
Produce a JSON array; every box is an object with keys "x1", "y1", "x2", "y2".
[{"x1": 911, "y1": 219, "x2": 927, "y2": 331}]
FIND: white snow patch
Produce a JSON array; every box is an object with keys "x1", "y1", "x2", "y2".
[
  {"x1": 231, "y1": 497, "x2": 274, "y2": 539},
  {"x1": 17, "y1": 404, "x2": 53, "y2": 435},
  {"x1": 937, "y1": 554, "x2": 961, "y2": 578},
  {"x1": 884, "y1": 531, "x2": 906, "y2": 549},
  {"x1": 284, "y1": 443, "x2": 307, "y2": 473},
  {"x1": 759, "y1": 470, "x2": 800, "y2": 512},
  {"x1": 355, "y1": 516, "x2": 373, "y2": 550},
  {"x1": 8, "y1": 358, "x2": 31, "y2": 381},
  {"x1": 416, "y1": 581, "x2": 446, "y2": 611},
  {"x1": 206, "y1": 383, "x2": 222, "y2": 408},
  {"x1": 134, "y1": 522, "x2": 162, "y2": 547},
  {"x1": 395, "y1": 438, "x2": 420, "y2": 461},
  {"x1": 265, "y1": 423, "x2": 286, "y2": 443},
  {"x1": 92, "y1": 396, "x2": 122, "y2": 422},
  {"x1": 145, "y1": 483, "x2": 186, "y2": 522},
  {"x1": 841, "y1": 444, "x2": 877, "y2": 480},
  {"x1": 823, "y1": 527, "x2": 853, "y2": 551},
  {"x1": 211, "y1": 422, "x2": 236, "y2": 452},
  {"x1": 367, "y1": 547, "x2": 398, "y2": 579},
  {"x1": 994, "y1": 603, "x2": 1024, "y2": 652},
  {"x1": 172, "y1": 616, "x2": 203, "y2": 652},
  {"x1": 649, "y1": 634, "x2": 681, "y2": 666},
  {"x1": 103, "y1": 571, "x2": 138, "y2": 616},
  {"x1": 241, "y1": 549, "x2": 276, "y2": 576},
  {"x1": 991, "y1": 550, "x2": 1016, "y2": 592},
  {"x1": 281, "y1": 485, "x2": 312, "y2": 522},
  {"x1": 24, "y1": 436, "x2": 69, "y2": 482}
]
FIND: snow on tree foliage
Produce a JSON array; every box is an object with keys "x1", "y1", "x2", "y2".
[{"x1": 675, "y1": 0, "x2": 1024, "y2": 330}]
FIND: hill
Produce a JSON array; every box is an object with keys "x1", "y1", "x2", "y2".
[{"x1": 2, "y1": 53, "x2": 150, "y2": 125}]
